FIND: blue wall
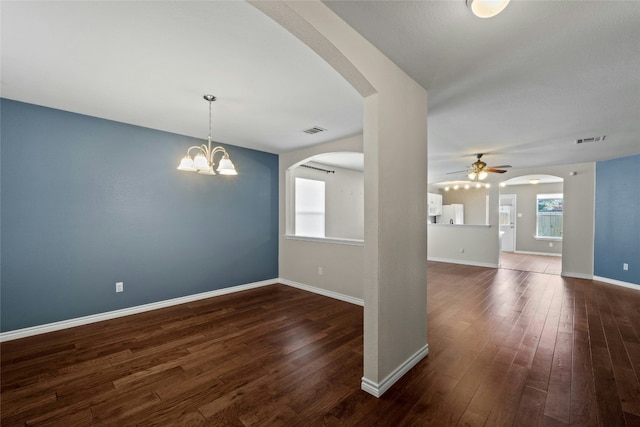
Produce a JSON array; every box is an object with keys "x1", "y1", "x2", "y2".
[
  {"x1": 594, "y1": 154, "x2": 640, "y2": 285},
  {"x1": 1, "y1": 99, "x2": 279, "y2": 332}
]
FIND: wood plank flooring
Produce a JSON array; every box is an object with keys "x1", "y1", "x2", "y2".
[
  {"x1": 500, "y1": 252, "x2": 563, "y2": 275},
  {"x1": 2, "y1": 262, "x2": 640, "y2": 425}
]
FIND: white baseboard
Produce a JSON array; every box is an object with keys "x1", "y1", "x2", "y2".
[
  {"x1": 0, "y1": 278, "x2": 364, "y2": 342},
  {"x1": 0, "y1": 279, "x2": 278, "y2": 342},
  {"x1": 361, "y1": 343, "x2": 429, "y2": 398},
  {"x1": 593, "y1": 276, "x2": 640, "y2": 291},
  {"x1": 278, "y1": 278, "x2": 364, "y2": 306},
  {"x1": 561, "y1": 271, "x2": 593, "y2": 280},
  {"x1": 514, "y1": 250, "x2": 562, "y2": 257},
  {"x1": 428, "y1": 257, "x2": 498, "y2": 269}
]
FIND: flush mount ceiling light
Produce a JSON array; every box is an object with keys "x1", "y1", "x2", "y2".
[
  {"x1": 466, "y1": 0, "x2": 510, "y2": 18},
  {"x1": 177, "y1": 95, "x2": 238, "y2": 176}
]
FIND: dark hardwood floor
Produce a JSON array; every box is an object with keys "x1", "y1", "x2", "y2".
[
  {"x1": 500, "y1": 252, "x2": 562, "y2": 275},
  {"x1": 2, "y1": 262, "x2": 640, "y2": 426}
]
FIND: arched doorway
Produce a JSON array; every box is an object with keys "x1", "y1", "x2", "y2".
[{"x1": 498, "y1": 174, "x2": 564, "y2": 274}]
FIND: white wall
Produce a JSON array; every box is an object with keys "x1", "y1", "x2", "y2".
[{"x1": 291, "y1": 161, "x2": 364, "y2": 240}]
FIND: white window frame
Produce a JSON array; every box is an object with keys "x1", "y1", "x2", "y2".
[
  {"x1": 535, "y1": 193, "x2": 563, "y2": 240},
  {"x1": 294, "y1": 177, "x2": 325, "y2": 238}
]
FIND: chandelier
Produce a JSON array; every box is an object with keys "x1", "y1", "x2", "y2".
[{"x1": 177, "y1": 95, "x2": 237, "y2": 176}]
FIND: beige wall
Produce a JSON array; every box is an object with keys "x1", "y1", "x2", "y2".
[
  {"x1": 427, "y1": 162, "x2": 595, "y2": 277},
  {"x1": 291, "y1": 161, "x2": 364, "y2": 240},
  {"x1": 280, "y1": 135, "x2": 364, "y2": 299},
  {"x1": 428, "y1": 184, "x2": 500, "y2": 267},
  {"x1": 502, "y1": 182, "x2": 563, "y2": 255},
  {"x1": 506, "y1": 163, "x2": 595, "y2": 278},
  {"x1": 442, "y1": 187, "x2": 490, "y2": 225}
]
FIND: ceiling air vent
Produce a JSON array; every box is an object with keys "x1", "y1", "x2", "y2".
[
  {"x1": 575, "y1": 135, "x2": 606, "y2": 144},
  {"x1": 303, "y1": 126, "x2": 326, "y2": 135}
]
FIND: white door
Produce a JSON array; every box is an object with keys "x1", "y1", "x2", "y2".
[{"x1": 499, "y1": 194, "x2": 516, "y2": 252}]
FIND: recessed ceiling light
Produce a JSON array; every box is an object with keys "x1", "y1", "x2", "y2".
[
  {"x1": 500, "y1": 182, "x2": 506, "y2": 187},
  {"x1": 529, "y1": 179, "x2": 540, "y2": 185},
  {"x1": 466, "y1": 0, "x2": 510, "y2": 18}
]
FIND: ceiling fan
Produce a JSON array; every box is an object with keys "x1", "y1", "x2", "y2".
[{"x1": 448, "y1": 153, "x2": 511, "y2": 181}]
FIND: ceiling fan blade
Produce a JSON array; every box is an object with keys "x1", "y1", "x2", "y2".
[
  {"x1": 487, "y1": 165, "x2": 512, "y2": 169},
  {"x1": 486, "y1": 168, "x2": 508, "y2": 173},
  {"x1": 446, "y1": 169, "x2": 468, "y2": 175}
]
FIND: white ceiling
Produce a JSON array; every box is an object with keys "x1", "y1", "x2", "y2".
[
  {"x1": 325, "y1": 0, "x2": 640, "y2": 181},
  {"x1": 2, "y1": 1, "x2": 639, "y2": 182},
  {"x1": 0, "y1": 1, "x2": 362, "y2": 154}
]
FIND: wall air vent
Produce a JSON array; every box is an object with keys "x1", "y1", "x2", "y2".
[
  {"x1": 575, "y1": 135, "x2": 606, "y2": 144},
  {"x1": 303, "y1": 126, "x2": 326, "y2": 135}
]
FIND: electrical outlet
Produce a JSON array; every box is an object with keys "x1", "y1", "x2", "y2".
[
  {"x1": 116, "y1": 282, "x2": 124, "y2": 293},
  {"x1": 318, "y1": 267, "x2": 323, "y2": 276},
  {"x1": 549, "y1": 242, "x2": 553, "y2": 247},
  {"x1": 623, "y1": 263, "x2": 629, "y2": 271}
]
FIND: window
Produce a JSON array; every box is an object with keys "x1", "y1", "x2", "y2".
[
  {"x1": 295, "y1": 177, "x2": 325, "y2": 237},
  {"x1": 536, "y1": 193, "x2": 563, "y2": 238}
]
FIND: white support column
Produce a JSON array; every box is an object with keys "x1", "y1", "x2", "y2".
[{"x1": 252, "y1": 1, "x2": 428, "y2": 396}]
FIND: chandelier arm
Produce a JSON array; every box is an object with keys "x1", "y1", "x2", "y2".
[
  {"x1": 186, "y1": 145, "x2": 207, "y2": 157},
  {"x1": 211, "y1": 146, "x2": 228, "y2": 156}
]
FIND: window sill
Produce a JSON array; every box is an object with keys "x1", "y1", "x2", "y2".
[
  {"x1": 284, "y1": 235, "x2": 364, "y2": 247},
  {"x1": 534, "y1": 236, "x2": 562, "y2": 242}
]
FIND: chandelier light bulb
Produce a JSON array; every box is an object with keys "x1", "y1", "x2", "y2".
[
  {"x1": 217, "y1": 155, "x2": 238, "y2": 176},
  {"x1": 177, "y1": 155, "x2": 196, "y2": 171},
  {"x1": 193, "y1": 153, "x2": 209, "y2": 170}
]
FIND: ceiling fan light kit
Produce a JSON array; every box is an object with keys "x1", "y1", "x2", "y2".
[
  {"x1": 468, "y1": 169, "x2": 489, "y2": 181},
  {"x1": 458, "y1": 153, "x2": 511, "y2": 181},
  {"x1": 177, "y1": 94, "x2": 238, "y2": 176},
  {"x1": 466, "y1": 0, "x2": 511, "y2": 18}
]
